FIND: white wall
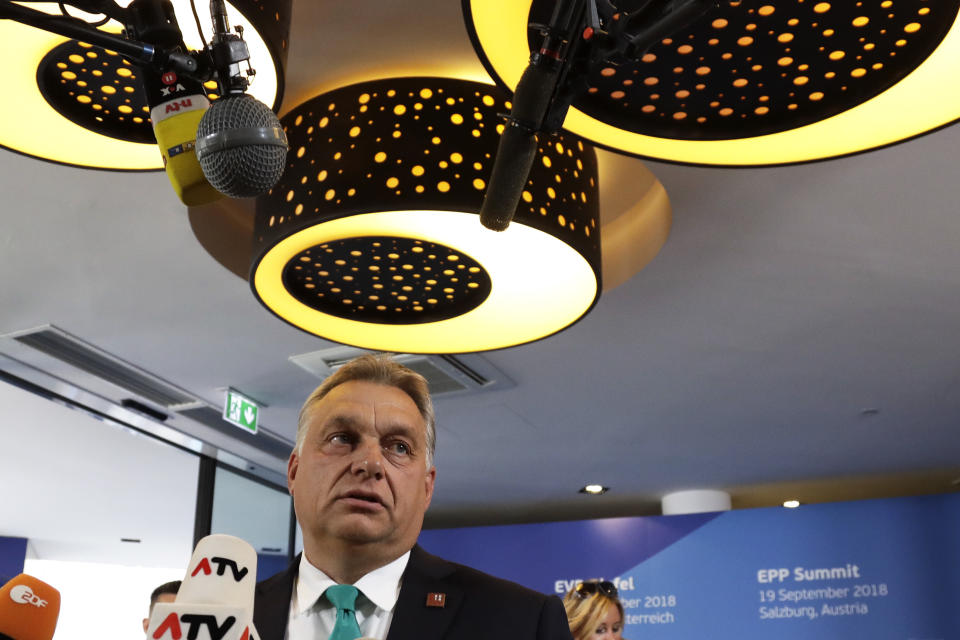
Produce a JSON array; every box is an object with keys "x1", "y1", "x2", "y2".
[
  {"x1": 0, "y1": 378, "x2": 198, "y2": 567},
  {"x1": 0, "y1": 378, "x2": 201, "y2": 638},
  {"x1": 23, "y1": 558, "x2": 184, "y2": 640}
]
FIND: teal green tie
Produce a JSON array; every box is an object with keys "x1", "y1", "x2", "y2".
[{"x1": 324, "y1": 584, "x2": 363, "y2": 640}]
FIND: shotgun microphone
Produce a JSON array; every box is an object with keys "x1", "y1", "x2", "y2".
[
  {"x1": 479, "y1": 63, "x2": 560, "y2": 231},
  {"x1": 479, "y1": 0, "x2": 719, "y2": 230}
]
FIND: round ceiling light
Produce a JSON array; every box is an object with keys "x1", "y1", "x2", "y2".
[
  {"x1": 580, "y1": 484, "x2": 609, "y2": 495},
  {"x1": 0, "y1": 0, "x2": 289, "y2": 170},
  {"x1": 253, "y1": 77, "x2": 602, "y2": 353},
  {"x1": 464, "y1": 0, "x2": 960, "y2": 165}
]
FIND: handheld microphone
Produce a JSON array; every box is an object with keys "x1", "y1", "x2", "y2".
[
  {"x1": 143, "y1": 66, "x2": 223, "y2": 205},
  {"x1": 127, "y1": 0, "x2": 223, "y2": 205},
  {"x1": 0, "y1": 574, "x2": 60, "y2": 640},
  {"x1": 146, "y1": 534, "x2": 260, "y2": 640},
  {"x1": 195, "y1": 0, "x2": 288, "y2": 199}
]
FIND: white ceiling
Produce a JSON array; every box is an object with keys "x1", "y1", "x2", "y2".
[{"x1": 0, "y1": 0, "x2": 958, "y2": 551}]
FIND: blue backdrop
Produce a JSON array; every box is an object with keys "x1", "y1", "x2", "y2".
[
  {"x1": 418, "y1": 494, "x2": 960, "y2": 638},
  {"x1": 0, "y1": 536, "x2": 27, "y2": 585}
]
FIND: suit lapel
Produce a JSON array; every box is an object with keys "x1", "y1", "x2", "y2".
[
  {"x1": 254, "y1": 556, "x2": 299, "y2": 640},
  {"x1": 387, "y1": 546, "x2": 463, "y2": 640}
]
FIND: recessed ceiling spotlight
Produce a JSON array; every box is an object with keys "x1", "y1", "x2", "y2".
[
  {"x1": 580, "y1": 484, "x2": 609, "y2": 495},
  {"x1": 782, "y1": 500, "x2": 801, "y2": 509},
  {"x1": 860, "y1": 408, "x2": 880, "y2": 417}
]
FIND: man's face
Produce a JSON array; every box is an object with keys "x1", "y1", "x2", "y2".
[{"x1": 288, "y1": 380, "x2": 436, "y2": 557}]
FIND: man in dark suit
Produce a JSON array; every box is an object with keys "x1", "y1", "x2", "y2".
[{"x1": 254, "y1": 354, "x2": 572, "y2": 640}]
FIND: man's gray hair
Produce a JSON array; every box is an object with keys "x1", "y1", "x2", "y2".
[{"x1": 294, "y1": 354, "x2": 436, "y2": 468}]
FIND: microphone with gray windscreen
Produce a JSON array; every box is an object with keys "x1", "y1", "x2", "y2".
[{"x1": 195, "y1": 94, "x2": 289, "y2": 199}]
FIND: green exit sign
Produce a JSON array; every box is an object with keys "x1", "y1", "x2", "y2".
[{"x1": 223, "y1": 389, "x2": 259, "y2": 433}]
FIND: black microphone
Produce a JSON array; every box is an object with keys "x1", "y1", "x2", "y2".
[
  {"x1": 478, "y1": 125, "x2": 538, "y2": 232},
  {"x1": 479, "y1": 62, "x2": 560, "y2": 231},
  {"x1": 194, "y1": 0, "x2": 287, "y2": 199},
  {"x1": 478, "y1": 0, "x2": 718, "y2": 230}
]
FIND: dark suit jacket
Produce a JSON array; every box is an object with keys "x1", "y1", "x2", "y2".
[{"x1": 254, "y1": 545, "x2": 574, "y2": 640}]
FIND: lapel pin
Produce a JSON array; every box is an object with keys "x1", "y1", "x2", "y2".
[{"x1": 426, "y1": 592, "x2": 446, "y2": 608}]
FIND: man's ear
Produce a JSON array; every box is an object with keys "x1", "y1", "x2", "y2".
[
  {"x1": 287, "y1": 450, "x2": 299, "y2": 496},
  {"x1": 423, "y1": 466, "x2": 436, "y2": 509}
]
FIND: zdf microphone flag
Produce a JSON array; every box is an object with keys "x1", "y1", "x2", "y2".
[{"x1": 0, "y1": 574, "x2": 60, "y2": 640}]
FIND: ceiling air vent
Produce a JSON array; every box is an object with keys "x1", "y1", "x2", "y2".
[
  {"x1": 289, "y1": 347, "x2": 512, "y2": 397},
  {"x1": 7, "y1": 325, "x2": 199, "y2": 408}
]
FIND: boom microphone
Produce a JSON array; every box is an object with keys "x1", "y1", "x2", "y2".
[
  {"x1": 144, "y1": 66, "x2": 223, "y2": 205},
  {"x1": 127, "y1": 0, "x2": 222, "y2": 205},
  {"x1": 479, "y1": 0, "x2": 719, "y2": 231},
  {"x1": 195, "y1": 95, "x2": 288, "y2": 199},
  {"x1": 479, "y1": 63, "x2": 560, "y2": 231},
  {"x1": 0, "y1": 574, "x2": 60, "y2": 640},
  {"x1": 146, "y1": 534, "x2": 260, "y2": 640},
  {"x1": 478, "y1": 125, "x2": 538, "y2": 232},
  {"x1": 194, "y1": 0, "x2": 288, "y2": 199}
]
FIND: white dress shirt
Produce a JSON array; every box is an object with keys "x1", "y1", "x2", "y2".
[{"x1": 285, "y1": 551, "x2": 410, "y2": 640}]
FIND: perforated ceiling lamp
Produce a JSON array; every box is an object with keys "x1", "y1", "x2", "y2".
[
  {"x1": 465, "y1": 0, "x2": 960, "y2": 166},
  {"x1": 253, "y1": 77, "x2": 601, "y2": 353},
  {"x1": 0, "y1": 0, "x2": 289, "y2": 170}
]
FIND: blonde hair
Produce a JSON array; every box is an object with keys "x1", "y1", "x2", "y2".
[
  {"x1": 562, "y1": 585, "x2": 624, "y2": 640},
  {"x1": 294, "y1": 354, "x2": 436, "y2": 467}
]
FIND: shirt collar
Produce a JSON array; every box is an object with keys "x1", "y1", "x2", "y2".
[{"x1": 295, "y1": 550, "x2": 411, "y2": 615}]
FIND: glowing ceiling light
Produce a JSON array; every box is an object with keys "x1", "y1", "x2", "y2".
[
  {"x1": 580, "y1": 484, "x2": 609, "y2": 495},
  {"x1": 253, "y1": 77, "x2": 602, "y2": 353},
  {"x1": 0, "y1": 0, "x2": 289, "y2": 170},
  {"x1": 464, "y1": 0, "x2": 960, "y2": 165}
]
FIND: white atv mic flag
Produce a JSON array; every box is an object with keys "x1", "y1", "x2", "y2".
[{"x1": 146, "y1": 534, "x2": 261, "y2": 640}]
